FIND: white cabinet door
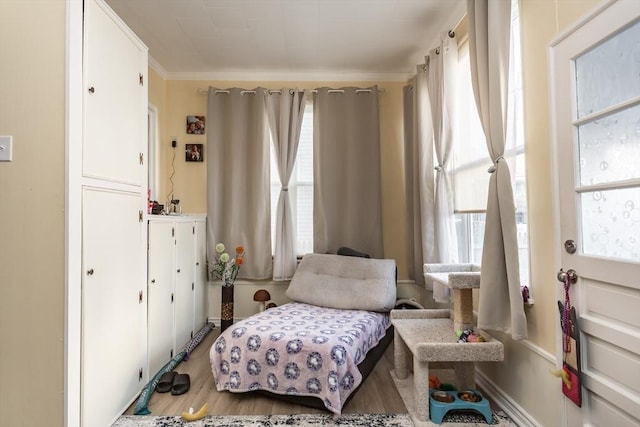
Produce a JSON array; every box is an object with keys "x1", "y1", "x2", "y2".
[
  {"x1": 147, "y1": 221, "x2": 175, "y2": 376},
  {"x1": 82, "y1": 187, "x2": 145, "y2": 427},
  {"x1": 174, "y1": 221, "x2": 196, "y2": 350},
  {"x1": 83, "y1": 0, "x2": 147, "y2": 185},
  {"x1": 193, "y1": 219, "x2": 208, "y2": 332}
]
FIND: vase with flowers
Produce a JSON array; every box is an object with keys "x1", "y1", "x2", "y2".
[{"x1": 210, "y1": 243, "x2": 245, "y2": 332}]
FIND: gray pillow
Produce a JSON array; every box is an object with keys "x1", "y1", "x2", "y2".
[{"x1": 286, "y1": 253, "x2": 397, "y2": 312}]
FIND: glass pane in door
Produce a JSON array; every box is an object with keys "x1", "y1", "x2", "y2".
[
  {"x1": 577, "y1": 104, "x2": 640, "y2": 186},
  {"x1": 580, "y1": 187, "x2": 640, "y2": 261},
  {"x1": 575, "y1": 20, "x2": 640, "y2": 118},
  {"x1": 574, "y1": 19, "x2": 640, "y2": 263}
]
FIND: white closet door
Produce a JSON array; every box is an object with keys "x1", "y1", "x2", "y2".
[
  {"x1": 82, "y1": 187, "x2": 145, "y2": 426},
  {"x1": 174, "y1": 221, "x2": 196, "y2": 350},
  {"x1": 83, "y1": 0, "x2": 146, "y2": 185},
  {"x1": 147, "y1": 220, "x2": 176, "y2": 376}
]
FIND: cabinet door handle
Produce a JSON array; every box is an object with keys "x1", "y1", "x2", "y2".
[
  {"x1": 88, "y1": 86, "x2": 95, "y2": 94},
  {"x1": 177, "y1": 269, "x2": 181, "y2": 273},
  {"x1": 87, "y1": 268, "x2": 94, "y2": 276},
  {"x1": 151, "y1": 279, "x2": 156, "y2": 284}
]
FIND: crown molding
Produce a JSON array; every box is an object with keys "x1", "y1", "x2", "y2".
[{"x1": 148, "y1": 56, "x2": 169, "y2": 79}]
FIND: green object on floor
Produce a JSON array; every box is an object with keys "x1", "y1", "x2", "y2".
[
  {"x1": 133, "y1": 322, "x2": 214, "y2": 415},
  {"x1": 133, "y1": 351, "x2": 186, "y2": 415}
]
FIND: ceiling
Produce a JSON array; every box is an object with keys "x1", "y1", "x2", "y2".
[{"x1": 105, "y1": 0, "x2": 466, "y2": 81}]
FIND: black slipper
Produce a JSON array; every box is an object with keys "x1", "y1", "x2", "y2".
[
  {"x1": 171, "y1": 373, "x2": 190, "y2": 395},
  {"x1": 156, "y1": 371, "x2": 176, "y2": 393}
]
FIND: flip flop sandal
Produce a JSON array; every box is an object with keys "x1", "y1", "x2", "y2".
[
  {"x1": 156, "y1": 371, "x2": 176, "y2": 393},
  {"x1": 171, "y1": 373, "x2": 190, "y2": 395}
]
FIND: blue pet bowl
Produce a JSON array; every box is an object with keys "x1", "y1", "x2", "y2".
[{"x1": 429, "y1": 389, "x2": 493, "y2": 424}]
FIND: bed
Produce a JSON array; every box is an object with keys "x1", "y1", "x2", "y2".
[{"x1": 209, "y1": 253, "x2": 397, "y2": 414}]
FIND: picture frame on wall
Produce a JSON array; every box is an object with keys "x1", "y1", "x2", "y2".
[
  {"x1": 186, "y1": 115, "x2": 205, "y2": 134},
  {"x1": 185, "y1": 143, "x2": 204, "y2": 162}
]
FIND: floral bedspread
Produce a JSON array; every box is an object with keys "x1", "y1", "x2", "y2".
[{"x1": 210, "y1": 302, "x2": 391, "y2": 414}]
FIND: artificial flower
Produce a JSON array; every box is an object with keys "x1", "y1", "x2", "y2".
[{"x1": 210, "y1": 242, "x2": 245, "y2": 286}]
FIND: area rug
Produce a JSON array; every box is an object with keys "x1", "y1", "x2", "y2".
[
  {"x1": 113, "y1": 413, "x2": 412, "y2": 427},
  {"x1": 113, "y1": 411, "x2": 515, "y2": 427}
]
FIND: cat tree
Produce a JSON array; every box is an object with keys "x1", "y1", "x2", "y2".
[{"x1": 390, "y1": 264, "x2": 504, "y2": 425}]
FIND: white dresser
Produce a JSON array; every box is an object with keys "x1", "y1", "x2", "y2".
[{"x1": 147, "y1": 215, "x2": 207, "y2": 376}]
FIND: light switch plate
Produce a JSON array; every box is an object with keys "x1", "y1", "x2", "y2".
[{"x1": 0, "y1": 136, "x2": 13, "y2": 161}]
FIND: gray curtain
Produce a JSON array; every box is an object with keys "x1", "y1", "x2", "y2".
[
  {"x1": 264, "y1": 88, "x2": 308, "y2": 280},
  {"x1": 427, "y1": 33, "x2": 460, "y2": 302},
  {"x1": 206, "y1": 87, "x2": 272, "y2": 279},
  {"x1": 403, "y1": 70, "x2": 435, "y2": 284},
  {"x1": 313, "y1": 87, "x2": 383, "y2": 258},
  {"x1": 467, "y1": 0, "x2": 527, "y2": 340}
]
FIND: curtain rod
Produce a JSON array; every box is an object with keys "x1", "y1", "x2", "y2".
[{"x1": 197, "y1": 88, "x2": 384, "y2": 95}]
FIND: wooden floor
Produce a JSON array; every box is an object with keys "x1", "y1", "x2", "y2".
[{"x1": 125, "y1": 326, "x2": 407, "y2": 416}]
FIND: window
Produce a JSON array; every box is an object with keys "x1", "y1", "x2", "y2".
[
  {"x1": 452, "y1": 0, "x2": 530, "y2": 287},
  {"x1": 270, "y1": 104, "x2": 314, "y2": 256}
]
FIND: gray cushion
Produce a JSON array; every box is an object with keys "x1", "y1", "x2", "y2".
[{"x1": 286, "y1": 253, "x2": 397, "y2": 312}]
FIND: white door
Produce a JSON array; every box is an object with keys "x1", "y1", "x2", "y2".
[
  {"x1": 82, "y1": 187, "x2": 145, "y2": 426},
  {"x1": 549, "y1": 1, "x2": 640, "y2": 426}
]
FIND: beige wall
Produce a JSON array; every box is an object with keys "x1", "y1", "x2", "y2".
[{"x1": 0, "y1": 1, "x2": 66, "y2": 426}]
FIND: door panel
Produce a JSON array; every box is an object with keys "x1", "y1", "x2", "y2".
[
  {"x1": 589, "y1": 395, "x2": 638, "y2": 427},
  {"x1": 194, "y1": 220, "x2": 208, "y2": 331},
  {"x1": 147, "y1": 221, "x2": 175, "y2": 376},
  {"x1": 586, "y1": 337, "x2": 640, "y2": 394},
  {"x1": 549, "y1": 1, "x2": 640, "y2": 425},
  {"x1": 585, "y1": 280, "x2": 640, "y2": 328},
  {"x1": 174, "y1": 221, "x2": 195, "y2": 349},
  {"x1": 82, "y1": 187, "x2": 144, "y2": 426},
  {"x1": 83, "y1": 0, "x2": 146, "y2": 185}
]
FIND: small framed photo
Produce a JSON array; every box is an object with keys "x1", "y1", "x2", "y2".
[
  {"x1": 186, "y1": 115, "x2": 205, "y2": 134},
  {"x1": 185, "y1": 144, "x2": 204, "y2": 162}
]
